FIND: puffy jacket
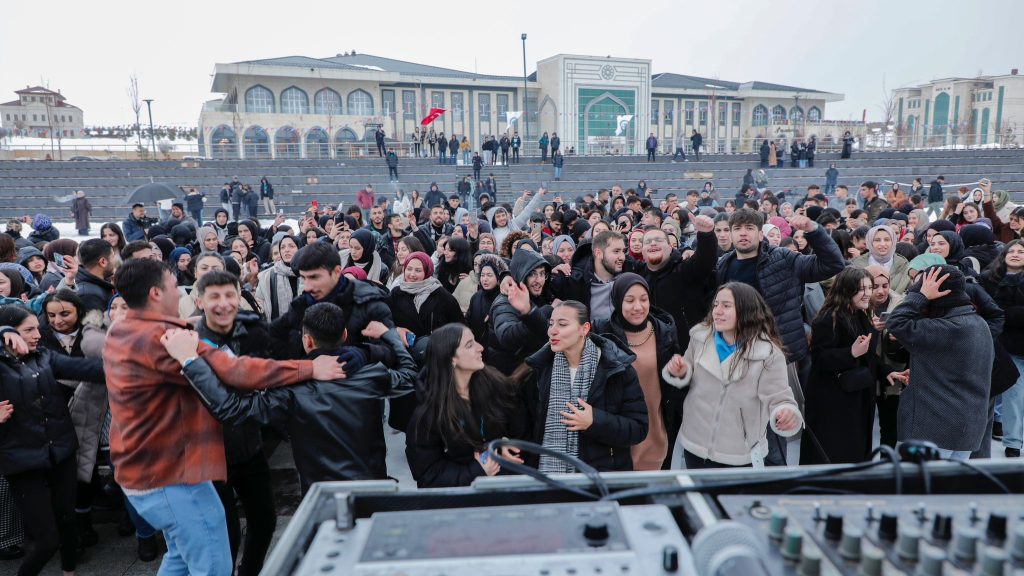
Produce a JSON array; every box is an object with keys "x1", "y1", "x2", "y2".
[
  {"x1": 550, "y1": 136, "x2": 560, "y2": 150},
  {"x1": 646, "y1": 136, "x2": 657, "y2": 150},
  {"x1": 487, "y1": 250, "x2": 553, "y2": 375},
  {"x1": 928, "y1": 180, "x2": 944, "y2": 204},
  {"x1": 522, "y1": 333, "x2": 648, "y2": 472},
  {"x1": 386, "y1": 152, "x2": 399, "y2": 168},
  {"x1": 980, "y1": 269, "x2": 1024, "y2": 356},
  {"x1": 182, "y1": 329, "x2": 416, "y2": 493},
  {"x1": 413, "y1": 221, "x2": 455, "y2": 255},
  {"x1": 75, "y1": 268, "x2": 116, "y2": 315},
  {"x1": 269, "y1": 277, "x2": 394, "y2": 359},
  {"x1": 122, "y1": 215, "x2": 149, "y2": 241},
  {"x1": 669, "y1": 323, "x2": 800, "y2": 466},
  {"x1": 716, "y1": 225, "x2": 845, "y2": 362},
  {"x1": 0, "y1": 337, "x2": 105, "y2": 475},
  {"x1": 592, "y1": 307, "x2": 684, "y2": 469}
]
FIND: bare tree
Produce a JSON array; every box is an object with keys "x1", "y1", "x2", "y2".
[
  {"x1": 878, "y1": 75, "x2": 898, "y2": 149},
  {"x1": 127, "y1": 74, "x2": 142, "y2": 148}
]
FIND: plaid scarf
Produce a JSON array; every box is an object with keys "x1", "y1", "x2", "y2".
[{"x1": 540, "y1": 338, "x2": 600, "y2": 473}]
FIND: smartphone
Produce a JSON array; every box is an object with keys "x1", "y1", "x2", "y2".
[
  {"x1": 879, "y1": 312, "x2": 891, "y2": 321},
  {"x1": 569, "y1": 202, "x2": 576, "y2": 210},
  {"x1": 980, "y1": 178, "x2": 991, "y2": 187},
  {"x1": 277, "y1": 208, "x2": 284, "y2": 216},
  {"x1": 54, "y1": 253, "x2": 65, "y2": 268}
]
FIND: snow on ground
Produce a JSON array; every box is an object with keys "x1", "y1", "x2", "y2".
[{"x1": 3, "y1": 135, "x2": 199, "y2": 155}]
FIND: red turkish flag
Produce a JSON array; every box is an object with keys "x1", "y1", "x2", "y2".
[{"x1": 420, "y1": 108, "x2": 446, "y2": 125}]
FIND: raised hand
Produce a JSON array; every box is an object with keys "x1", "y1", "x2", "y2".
[
  {"x1": 919, "y1": 267, "x2": 951, "y2": 301},
  {"x1": 851, "y1": 334, "x2": 872, "y2": 358},
  {"x1": 666, "y1": 354, "x2": 689, "y2": 379},
  {"x1": 508, "y1": 282, "x2": 532, "y2": 315}
]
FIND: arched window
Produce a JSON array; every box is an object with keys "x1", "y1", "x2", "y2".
[
  {"x1": 275, "y1": 126, "x2": 300, "y2": 159},
  {"x1": 314, "y1": 89, "x2": 342, "y2": 115},
  {"x1": 789, "y1": 106, "x2": 804, "y2": 124},
  {"x1": 243, "y1": 125, "x2": 270, "y2": 159},
  {"x1": 771, "y1": 105, "x2": 787, "y2": 123},
  {"x1": 280, "y1": 87, "x2": 309, "y2": 115},
  {"x1": 334, "y1": 127, "x2": 359, "y2": 157},
  {"x1": 347, "y1": 89, "x2": 373, "y2": 116},
  {"x1": 210, "y1": 125, "x2": 237, "y2": 159},
  {"x1": 752, "y1": 104, "x2": 768, "y2": 126},
  {"x1": 305, "y1": 127, "x2": 330, "y2": 159},
  {"x1": 245, "y1": 86, "x2": 275, "y2": 114},
  {"x1": 807, "y1": 107, "x2": 822, "y2": 123}
]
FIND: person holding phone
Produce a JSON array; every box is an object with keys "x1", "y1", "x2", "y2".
[{"x1": 865, "y1": 265, "x2": 908, "y2": 449}]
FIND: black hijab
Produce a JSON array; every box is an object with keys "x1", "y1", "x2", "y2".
[{"x1": 610, "y1": 272, "x2": 650, "y2": 333}]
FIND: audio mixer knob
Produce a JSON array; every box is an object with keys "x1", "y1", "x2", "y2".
[
  {"x1": 782, "y1": 528, "x2": 803, "y2": 561},
  {"x1": 930, "y1": 514, "x2": 952, "y2": 542},
  {"x1": 798, "y1": 547, "x2": 821, "y2": 576},
  {"x1": 979, "y1": 546, "x2": 1007, "y2": 576},
  {"x1": 583, "y1": 522, "x2": 609, "y2": 545},
  {"x1": 878, "y1": 513, "x2": 898, "y2": 542},
  {"x1": 824, "y1": 514, "x2": 844, "y2": 541},
  {"x1": 985, "y1": 513, "x2": 1007, "y2": 544},
  {"x1": 859, "y1": 548, "x2": 884, "y2": 576},
  {"x1": 896, "y1": 526, "x2": 921, "y2": 563},
  {"x1": 838, "y1": 526, "x2": 863, "y2": 562},
  {"x1": 952, "y1": 526, "x2": 979, "y2": 563},
  {"x1": 919, "y1": 547, "x2": 946, "y2": 576},
  {"x1": 768, "y1": 510, "x2": 788, "y2": 541}
]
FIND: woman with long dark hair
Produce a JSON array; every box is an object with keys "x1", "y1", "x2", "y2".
[
  {"x1": 801, "y1": 267, "x2": 899, "y2": 464},
  {"x1": 466, "y1": 254, "x2": 507, "y2": 346},
  {"x1": 0, "y1": 304, "x2": 105, "y2": 576},
  {"x1": 436, "y1": 238, "x2": 475, "y2": 311},
  {"x1": 980, "y1": 240, "x2": 1024, "y2": 458},
  {"x1": 663, "y1": 282, "x2": 801, "y2": 469},
  {"x1": 523, "y1": 300, "x2": 648, "y2": 472},
  {"x1": 405, "y1": 324, "x2": 524, "y2": 487},
  {"x1": 592, "y1": 274, "x2": 684, "y2": 470}
]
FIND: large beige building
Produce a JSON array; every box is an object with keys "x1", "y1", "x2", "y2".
[
  {"x1": 0, "y1": 86, "x2": 84, "y2": 138},
  {"x1": 198, "y1": 52, "x2": 850, "y2": 159},
  {"x1": 893, "y1": 69, "x2": 1024, "y2": 148}
]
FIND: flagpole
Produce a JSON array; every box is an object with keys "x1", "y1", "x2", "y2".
[{"x1": 521, "y1": 33, "x2": 529, "y2": 149}]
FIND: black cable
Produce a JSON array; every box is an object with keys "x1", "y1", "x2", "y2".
[
  {"x1": 485, "y1": 439, "x2": 608, "y2": 499},
  {"x1": 941, "y1": 458, "x2": 1012, "y2": 495},
  {"x1": 919, "y1": 459, "x2": 932, "y2": 495},
  {"x1": 870, "y1": 445, "x2": 903, "y2": 495},
  {"x1": 600, "y1": 459, "x2": 893, "y2": 502}
]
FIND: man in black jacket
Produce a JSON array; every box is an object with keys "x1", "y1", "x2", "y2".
[
  {"x1": 499, "y1": 135, "x2": 511, "y2": 165},
  {"x1": 634, "y1": 218, "x2": 717, "y2": 349},
  {"x1": 269, "y1": 243, "x2": 393, "y2": 359},
  {"x1": 511, "y1": 132, "x2": 521, "y2": 163},
  {"x1": 423, "y1": 182, "x2": 446, "y2": 210},
  {"x1": 386, "y1": 148, "x2": 399, "y2": 182},
  {"x1": 549, "y1": 231, "x2": 626, "y2": 320},
  {"x1": 413, "y1": 205, "x2": 455, "y2": 255},
  {"x1": 488, "y1": 249, "x2": 554, "y2": 375},
  {"x1": 374, "y1": 128, "x2": 386, "y2": 157},
  {"x1": 173, "y1": 303, "x2": 416, "y2": 495},
  {"x1": 376, "y1": 213, "x2": 407, "y2": 269},
  {"x1": 690, "y1": 130, "x2": 702, "y2": 161},
  {"x1": 73, "y1": 239, "x2": 116, "y2": 318},
  {"x1": 193, "y1": 271, "x2": 278, "y2": 576},
  {"x1": 928, "y1": 175, "x2": 946, "y2": 216}
]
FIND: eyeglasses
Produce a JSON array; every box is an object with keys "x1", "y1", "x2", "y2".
[
  {"x1": 526, "y1": 269, "x2": 547, "y2": 280},
  {"x1": 642, "y1": 237, "x2": 667, "y2": 245}
]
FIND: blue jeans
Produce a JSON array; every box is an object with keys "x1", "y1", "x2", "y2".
[
  {"x1": 462, "y1": 151, "x2": 470, "y2": 165},
  {"x1": 1001, "y1": 355, "x2": 1024, "y2": 450},
  {"x1": 127, "y1": 482, "x2": 232, "y2": 576},
  {"x1": 554, "y1": 166, "x2": 562, "y2": 179},
  {"x1": 439, "y1": 150, "x2": 447, "y2": 163},
  {"x1": 824, "y1": 184, "x2": 836, "y2": 196}
]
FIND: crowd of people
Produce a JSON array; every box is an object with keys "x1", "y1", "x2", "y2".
[{"x1": 0, "y1": 161, "x2": 1021, "y2": 575}]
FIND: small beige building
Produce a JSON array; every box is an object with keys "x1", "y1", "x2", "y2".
[
  {"x1": 0, "y1": 86, "x2": 84, "y2": 138},
  {"x1": 198, "y1": 51, "x2": 849, "y2": 159},
  {"x1": 893, "y1": 69, "x2": 1024, "y2": 148}
]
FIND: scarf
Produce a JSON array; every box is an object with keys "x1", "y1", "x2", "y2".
[
  {"x1": 540, "y1": 338, "x2": 600, "y2": 473},
  {"x1": 866, "y1": 225, "x2": 896, "y2": 265},
  {"x1": 400, "y1": 277, "x2": 443, "y2": 313}
]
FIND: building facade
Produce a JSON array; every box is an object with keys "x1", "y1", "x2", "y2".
[
  {"x1": 893, "y1": 69, "x2": 1024, "y2": 148},
  {"x1": 198, "y1": 52, "x2": 846, "y2": 160},
  {"x1": 0, "y1": 86, "x2": 84, "y2": 138}
]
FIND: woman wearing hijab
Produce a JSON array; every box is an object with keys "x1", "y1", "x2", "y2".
[
  {"x1": 389, "y1": 252, "x2": 464, "y2": 359},
  {"x1": 908, "y1": 209, "x2": 930, "y2": 240},
  {"x1": 340, "y1": 229, "x2": 388, "y2": 285},
  {"x1": 255, "y1": 234, "x2": 302, "y2": 321},
  {"x1": 237, "y1": 220, "x2": 271, "y2": 263},
  {"x1": 466, "y1": 254, "x2": 508, "y2": 346},
  {"x1": 851, "y1": 225, "x2": 911, "y2": 294},
  {"x1": 592, "y1": 274, "x2": 684, "y2": 471},
  {"x1": 552, "y1": 235, "x2": 576, "y2": 266},
  {"x1": 916, "y1": 219, "x2": 956, "y2": 255},
  {"x1": 928, "y1": 230, "x2": 977, "y2": 278},
  {"x1": 761, "y1": 223, "x2": 782, "y2": 247},
  {"x1": 960, "y1": 223, "x2": 1000, "y2": 272},
  {"x1": 626, "y1": 230, "x2": 645, "y2": 262},
  {"x1": 864, "y1": 265, "x2": 908, "y2": 450}
]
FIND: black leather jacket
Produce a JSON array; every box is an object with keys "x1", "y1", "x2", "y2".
[{"x1": 181, "y1": 329, "x2": 416, "y2": 494}]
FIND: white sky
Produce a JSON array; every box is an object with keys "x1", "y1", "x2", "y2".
[{"x1": 2, "y1": 0, "x2": 1021, "y2": 127}]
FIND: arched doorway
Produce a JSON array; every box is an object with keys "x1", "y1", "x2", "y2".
[
  {"x1": 933, "y1": 92, "x2": 950, "y2": 146},
  {"x1": 243, "y1": 125, "x2": 269, "y2": 160},
  {"x1": 583, "y1": 93, "x2": 629, "y2": 155},
  {"x1": 305, "y1": 127, "x2": 330, "y2": 159},
  {"x1": 210, "y1": 125, "x2": 237, "y2": 159},
  {"x1": 537, "y1": 96, "x2": 558, "y2": 142},
  {"x1": 334, "y1": 128, "x2": 359, "y2": 157},
  {"x1": 275, "y1": 126, "x2": 300, "y2": 159}
]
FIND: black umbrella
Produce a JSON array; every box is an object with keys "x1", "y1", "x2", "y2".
[{"x1": 127, "y1": 182, "x2": 180, "y2": 205}]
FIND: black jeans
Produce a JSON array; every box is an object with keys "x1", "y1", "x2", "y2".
[
  {"x1": 473, "y1": 167, "x2": 481, "y2": 181},
  {"x1": 376, "y1": 143, "x2": 385, "y2": 157},
  {"x1": 7, "y1": 456, "x2": 78, "y2": 575},
  {"x1": 501, "y1": 150, "x2": 509, "y2": 164},
  {"x1": 683, "y1": 451, "x2": 752, "y2": 470},
  {"x1": 388, "y1": 167, "x2": 398, "y2": 180},
  {"x1": 215, "y1": 452, "x2": 277, "y2": 576},
  {"x1": 231, "y1": 203, "x2": 242, "y2": 222},
  {"x1": 693, "y1": 146, "x2": 701, "y2": 161},
  {"x1": 647, "y1": 149, "x2": 656, "y2": 161},
  {"x1": 512, "y1": 148, "x2": 520, "y2": 163},
  {"x1": 877, "y1": 393, "x2": 900, "y2": 449},
  {"x1": 673, "y1": 147, "x2": 685, "y2": 161}
]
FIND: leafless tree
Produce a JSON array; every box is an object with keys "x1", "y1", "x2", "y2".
[
  {"x1": 878, "y1": 75, "x2": 899, "y2": 148},
  {"x1": 127, "y1": 74, "x2": 142, "y2": 148}
]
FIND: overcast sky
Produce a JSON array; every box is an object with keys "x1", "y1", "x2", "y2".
[{"x1": 2, "y1": 0, "x2": 1021, "y2": 127}]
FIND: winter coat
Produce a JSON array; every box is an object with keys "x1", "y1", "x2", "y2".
[
  {"x1": 269, "y1": 277, "x2": 394, "y2": 359},
  {"x1": 75, "y1": 268, "x2": 117, "y2": 315},
  {"x1": 182, "y1": 329, "x2": 416, "y2": 493},
  {"x1": 185, "y1": 191, "x2": 205, "y2": 213},
  {"x1": 886, "y1": 189, "x2": 907, "y2": 208},
  {"x1": 467, "y1": 287, "x2": 500, "y2": 345},
  {"x1": 886, "y1": 292, "x2": 994, "y2": 451},
  {"x1": 980, "y1": 269, "x2": 1024, "y2": 357},
  {"x1": 522, "y1": 333, "x2": 649, "y2": 472},
  {"x1": 825, "y1": 168, "x2": 839, "y2": 186},
  {"x1": 388, "y1": 284, "x2": 465, "y2": 338},
  {"x1": 690, "y1": 133, "x2": 702, "y2": 149},
  {"x1": 71, "y1": 324, "x2": 108, "y2": 482},
  {"x1": 229, "y1": 182, "x2": 244, "y2": 204},
  {"x1": 928, "y1": 180, "x2": 944, "y2": 204},
  {"x1": 487, "y1": 250, "x2": 553, "y2": 375},
  {"x1": 800, "y1": 312, "x2": 878, "y2": 465},
  {"x1": 71, "y1": 197, "x2": 92, "y2": 230},
  {"x1": 759, "y1": 143, "x2": 770, "y2": 163},
  {"x1": 413, "y1": 222, "x2": 455, "y2": 255},
  {"x1": 539, "y1": 135, "x2": 549, "y2": 149},
  {"x1": 340, "y1": 250, "x2": 389, "y2": 285},
  {"x1": 552, "y1": 154, "x2": 564, "y2": 168},
  {"x1": 633, "y1": 231, "x2": 718, "y2": 350},
  {"x1": 592, "y1": 307, "x2": 685, "y2": 469},
  {"x1": 864, "y1": 196, "x2": 890, "y2": 223},
  {"x1": 0, "y1": 336, "x2": 105, "y2": 475},
  {"x1": 386, "y1": 152, "x2": 399, "y2": 168},
  {"x1": 646, "y1": 136, "x2": 658, "y2": 151},
  {"x1": 982, "y1": 200, "x2": 1020, "y2": 244},
  {"x1": 550, "y1": 136, "x2": 560, "y2": 151},
  {"x1": 357, "y1": 188, "x2": 375, "y2": 210},
  {"x1": 670, "y1": 323, "x2": 800, "y2": 466},
  {"x1": 255, "y1": 261, "x2": 302, "y2": 321},
  {"x1": 260, "y1": 179, "x2": 274, "y2": 199},
  {"x1": 122, "y1": 215, "x2": 149, "y2": 242},
  {"x1": 716, "y1": 226, "x2": 845, "y2": 363}
]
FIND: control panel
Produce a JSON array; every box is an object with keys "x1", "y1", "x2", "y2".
[
  {"x1": 295, "y1": 502, "x2": 693, "y2": 575},
  {"x1": 717, "y1": 495, "x2": 1024, "y2": 575}
]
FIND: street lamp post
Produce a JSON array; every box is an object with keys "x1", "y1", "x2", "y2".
[
  {"x1": 143, "y1": 99, "x2": 156, "y2": 158},
  {"x1": 521, "y1": 33, "x2": 529, "y2": 150}
]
